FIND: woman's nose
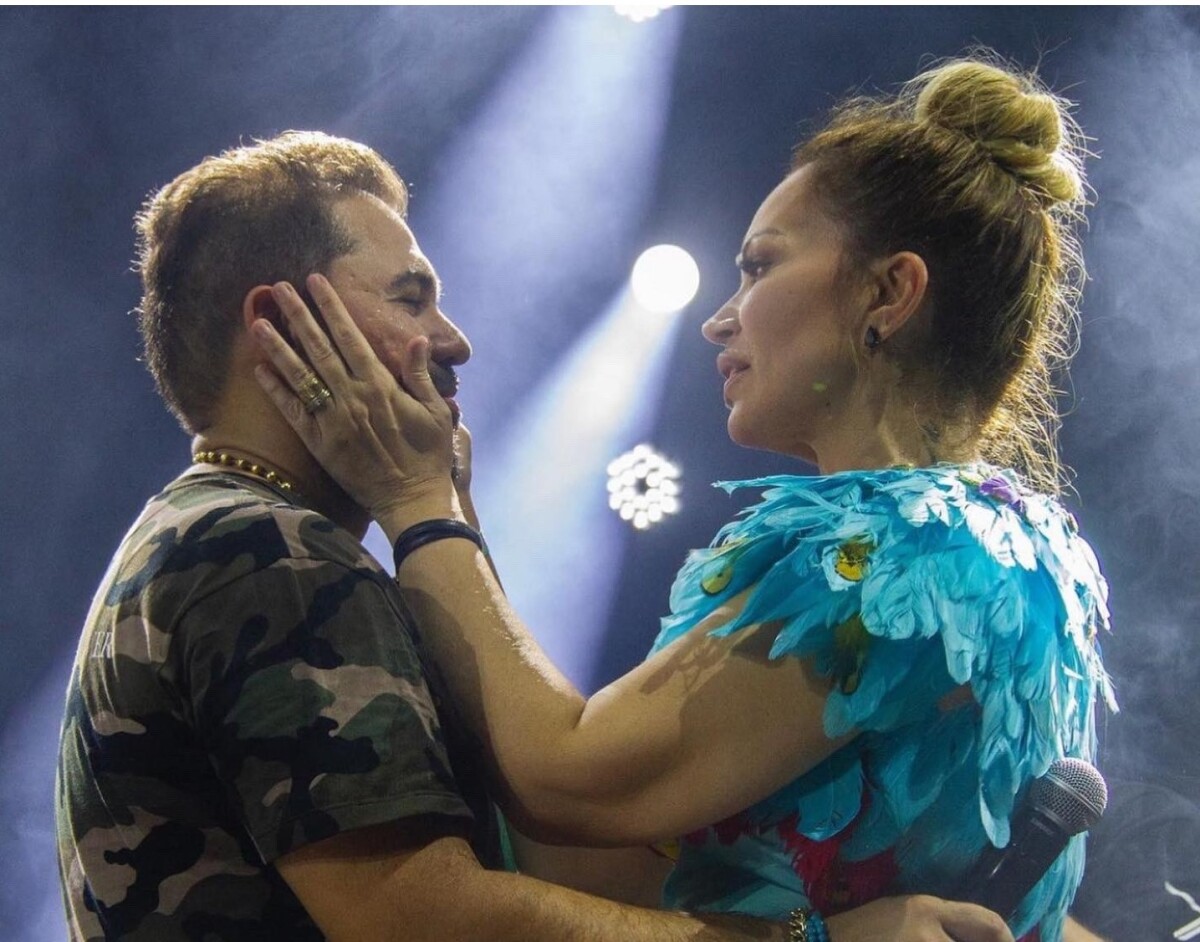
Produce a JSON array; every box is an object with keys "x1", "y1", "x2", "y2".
[{"x1": 701, "y1": 300, "x2": 740, "y2": 345}]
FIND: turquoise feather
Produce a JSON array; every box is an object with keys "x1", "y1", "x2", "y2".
[{"x1": 648, "y1": 465, "x2": 1114, "y2": 941}]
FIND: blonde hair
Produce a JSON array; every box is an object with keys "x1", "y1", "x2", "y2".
[
  {"x1": 136, "y1": 131, "x2": 408, "y2": 432},
  {"x1": 794, "y1": 55, "x2": 1088, "y2": 493}
]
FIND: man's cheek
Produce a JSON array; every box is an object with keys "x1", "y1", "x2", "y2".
[{"x1": 373, "y1": 333, "x2": 417, "y2": 376}]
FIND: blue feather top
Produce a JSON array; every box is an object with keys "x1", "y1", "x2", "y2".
[{"x1": 648, "y1": 465, "x2": 1114, "y2": 941}]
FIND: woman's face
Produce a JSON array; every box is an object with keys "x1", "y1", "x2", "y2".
[{"x1": 701, "y1": 165, "x2": 866, "y2": 463}]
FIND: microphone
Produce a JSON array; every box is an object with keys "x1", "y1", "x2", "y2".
[{"x1": 958, "y1": 758, "x2": 1108, "y2": 921}]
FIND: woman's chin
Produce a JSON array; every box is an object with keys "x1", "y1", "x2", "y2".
[
  {"x1": 726, "y1": 412, "x2": 813, "y2": 463},
  {"x1": 725, "y1": 412, "x2": 768, "y2": 451}
]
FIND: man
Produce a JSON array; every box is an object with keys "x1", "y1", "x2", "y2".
[{"x1": 54, "y1": 131, "x2": 784, "y2": 941}]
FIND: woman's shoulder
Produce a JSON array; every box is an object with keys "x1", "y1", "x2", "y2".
[
  {"x1": 670, "y1": 465, "x2": 1113, "y2": 875},
  {"x1": 709, "y1": 463, "x2": 1104, "y2": 584},
  {"x1": 660, "y1": 464, "x2": 1112, "y2": 706},
  {"x1": 717, "y1": 462, "x2": 1073, "y2": 525}
]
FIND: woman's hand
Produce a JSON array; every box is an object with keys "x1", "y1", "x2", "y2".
[
  {"x1": 251, "y1": 274, "x2": 459, "y2": 532},
  {"x1": 825, "y1": 896, "x2": 1014, "y2": 942}
]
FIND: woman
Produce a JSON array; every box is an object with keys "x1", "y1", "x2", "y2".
[{"x1": 253, "y1": 56, "x2": 1112, "y2": 941}]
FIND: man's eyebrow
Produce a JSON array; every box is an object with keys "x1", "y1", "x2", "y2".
[{"x1": 387, "y1": 266, "x2": 442, "y2": 298}]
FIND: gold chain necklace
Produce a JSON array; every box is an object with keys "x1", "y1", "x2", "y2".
[{"x1": 192, "y1": 450, "x2": 300, "y2": 501}]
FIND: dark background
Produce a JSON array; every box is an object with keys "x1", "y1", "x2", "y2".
[{"x1": 3, "y1": 7, "x2": 1197, "y2": 937}]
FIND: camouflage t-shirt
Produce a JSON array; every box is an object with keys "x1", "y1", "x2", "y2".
[{"x1": 56, "y1": 471, "x2": 494, "y2": 940}]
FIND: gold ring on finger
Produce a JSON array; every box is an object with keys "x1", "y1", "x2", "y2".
[
  {"x1": 296, "y1": 371, "x2": 333, "y2": 414},
  {"x1": 302, "y1": 384, "x2": 333, "y2": 414},
  {"x1": 296, "y1": 371, "x2": 325, "y2": 400}
]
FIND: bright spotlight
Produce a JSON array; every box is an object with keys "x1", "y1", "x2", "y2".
[
  {"x1": 630, "y1": 244, "x2": 700, "y2": 314},
  {"x1": 613, "y1": 4, "x2": 673, "y2": 23},
  {"x1": 606, "y1": 444, "x2": 681, "y2": 530}
]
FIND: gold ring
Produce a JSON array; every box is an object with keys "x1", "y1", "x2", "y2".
[
  {"x1": 296, "y1": 371, "x2": 323, "y2": 398},
  {"x1": 302, "y1": 385, "x2": 333, "y2": 414},
  {"x1": 296, "y1": 371, "x2": 333, "y2": 414}
]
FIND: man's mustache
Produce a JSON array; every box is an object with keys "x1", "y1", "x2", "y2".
[{"x1": 425, "y1": 361, "x2": 459, "y2": 398}]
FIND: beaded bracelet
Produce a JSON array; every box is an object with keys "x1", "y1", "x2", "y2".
[
  {"x1": 786, "y1": 907, "x2": 830, "y2": 942},
  {"x1": 392, "y1": 519, "x2": 484, "y2": 572}
]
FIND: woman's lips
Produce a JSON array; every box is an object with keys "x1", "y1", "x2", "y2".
[
  {"x1": 723, "y1": 367, "x2": 747, "y2": 401},
  {"x1": 717, "y1": 353, "x2": 749, "y2": 399},
  {"x1": 717, "y1": 352, "x2": 748, "y2": 379}
]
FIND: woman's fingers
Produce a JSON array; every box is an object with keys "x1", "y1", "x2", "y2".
[
  {"x1": 270, "y1": 281, "x2": 350, "y2": 389},
  {"x1": 252, "y1": 275, "x2": 450, "y2": 436},
  {"x1": 399, "y1": 335, "x2": 450, "y2": 414},
  {"x1": 937, "y1": 900, "x2": 1013, "y2": 942},
  {"x1": 250, "y1": 316, "x2": 328, "y2": 406},
  {"x1": 253, "y1": 360, "x2": 312, "y2": 434},
  {"x1": 305, "y1": 272, "x2": 387, "y2": 383},
  {"x1": 825, "y1": 896, "x2": 1014, "y2": 942},
  {"x1": 251, "y1": 274, "x2": 459, "y2": 517}
]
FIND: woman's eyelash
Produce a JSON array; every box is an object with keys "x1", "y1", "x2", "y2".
[{"x1": 739, "y1": 256, "x2": 768, "y2": 277}]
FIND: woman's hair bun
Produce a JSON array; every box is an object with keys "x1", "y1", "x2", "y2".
[{"x1": 911, "y1": 59, "x2": 1084, "y2": 208}]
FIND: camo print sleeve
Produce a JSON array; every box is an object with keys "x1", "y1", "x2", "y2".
[
  {"x1": 57, "y1": 476, "x2": 484, "y2": 939},
  {"x1": 177, "y1": 538, "x2": 472, "y2": 863}
]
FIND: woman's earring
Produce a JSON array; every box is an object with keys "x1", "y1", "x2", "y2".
[{"x1": 865, "y1": 326, "x2": 882, "y2": 351}]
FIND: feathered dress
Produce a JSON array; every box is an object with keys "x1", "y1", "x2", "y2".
[{"x1": 648, "y1": 465, "x2": 1115, "y2": 942}]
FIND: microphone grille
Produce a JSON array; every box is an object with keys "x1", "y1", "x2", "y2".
[{"x1": 1031, "y1": 758, "x2": 1108, "y2": 835}]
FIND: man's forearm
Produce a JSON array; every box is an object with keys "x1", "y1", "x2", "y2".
[
  {"x1": 452, "y1": 864, "x2": 784, "y2": 942},
  {"x1": 508, "y1": 827, "x2": 671, "y2": 909},
  {"x1": 282, "y1": 825, "x2": 784, "y2": 942}
]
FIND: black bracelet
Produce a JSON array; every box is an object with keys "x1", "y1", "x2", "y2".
[{"x1": 392, "y1": 519, "x2": 485, "y2": 572}]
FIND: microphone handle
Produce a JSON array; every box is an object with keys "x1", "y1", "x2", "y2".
[{"x1": 959, "y1": 807, "x2": 1072, "y2": 920}]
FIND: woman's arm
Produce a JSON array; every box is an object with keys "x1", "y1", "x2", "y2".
[
  {"x1": 253, "y1": 276, "x2": 851, "y2": 845},
  {"x1": 1061, "y1": 917, "x2": 1108, "y2": 942},
  {"x1": 399, "y1": 550, "x2": 848, "y2": 844}
]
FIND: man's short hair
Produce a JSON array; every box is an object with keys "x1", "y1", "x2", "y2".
[{"x1": 135, "y1": 131, "x2": 408, "y2": 432}]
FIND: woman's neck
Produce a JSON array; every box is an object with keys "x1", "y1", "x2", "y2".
[{"x1": 808, "y1": 375, "x2": 979, "y2": 474}]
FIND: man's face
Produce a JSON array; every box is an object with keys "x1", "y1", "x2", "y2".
[{"x1": 324, "y1": 192, "x2": 471, "y2": 419}]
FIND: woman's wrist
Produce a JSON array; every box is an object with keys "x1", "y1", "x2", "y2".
[
  {"x1": 374, "y1": 481, "x2": 463, "y2": 545},
  {"x1": 392, "y1": 519, "x2": 485, "y2": 572},
  {"x1": 787, "y1": 907, "x2": 831, "y2": 942}
]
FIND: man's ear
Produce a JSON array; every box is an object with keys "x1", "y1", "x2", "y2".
[
  {"x1": 242, "y1": 284, "x2": 301, "y2": 363},
  {"x1": 243, "y1": 284, "x2": 282, "y2": 333},
  {"x1": 864, "y1": 251, "x2": 929, "y2": 345}
]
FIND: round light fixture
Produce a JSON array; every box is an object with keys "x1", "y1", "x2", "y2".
[
  {"x1": 613, "y1": 4, "x2": 673, "y2": 23},
  {"x1": 606, "y1": 444, "x2": 681, "y2": 530},
  {"x1": 630, "y1": 244, "x2": 700, "y2": 314}
]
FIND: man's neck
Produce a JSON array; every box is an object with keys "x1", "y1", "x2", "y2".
[
  {"x1": 191, "y1": 424, "x2": 370, "y2": 540},
  {"x1": 196, "y1": 344, "x2": 376, "y2": 538}
]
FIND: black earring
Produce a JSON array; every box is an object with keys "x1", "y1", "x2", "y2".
[{"x1": 865, "y1": 326, "x2": 882, "y2": 350}]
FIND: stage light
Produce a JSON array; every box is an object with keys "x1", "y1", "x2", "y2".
[
  {"x1": 630, "y1": 244, "x2": 700, "y2": 314},
  {"x1": 613, "y1": 4, "x2": 673, "y2": 23},
  {"x1": 607, "y1": 443, "x2": 681, "y2": 530},
  {"x1": 393, "y1": 5, "x2": 686, "y2": 692}
]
